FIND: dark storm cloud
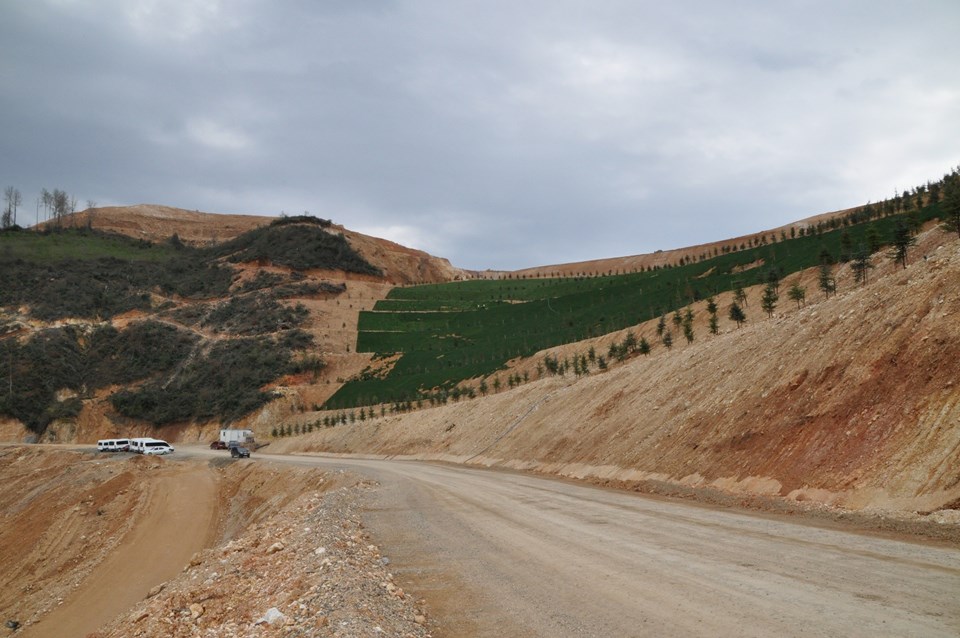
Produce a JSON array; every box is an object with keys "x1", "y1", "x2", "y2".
[{"x1": 1, "y1": 1, "x2": 958, "y2": 269}]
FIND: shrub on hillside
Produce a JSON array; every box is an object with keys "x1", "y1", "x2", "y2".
[
  {"x1": 209, "y1": 224, "x2": 381, "y2": 274},
  {"x1": 90, "y1": 321, "x2": 198, "y2": 383},
  {"x1": 0, "y1": 321, "x2": 198, "y2": 434},
  {"x1": 0, "y1": 254, "x2": 234, "y2": 321},
  {"x1": 269, "y1": 215, "x2": 333, "y2": 228},
  {"x1": 273, "y1": 281, "x2": 347, "y2": 298},
  {"x1": 238, "y1": 270, "x2": 287, "y2": 292},
  {"x1": 0, "y1": 258, "x2": 154, "y2": 320},
  {"x1": 156, "y1": 258, "x2": 234, "y2": 299},
  {"x1": 202, "y1": 293, "x2": 309, "y2": 335},
  {"x1": 110, "y1": 332, "x2": 315, "y2": 424}
]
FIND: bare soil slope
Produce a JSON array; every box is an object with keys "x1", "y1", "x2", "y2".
[
  {"x1": 0, "y1": 447, "x2": 216, "y2": 635},
  {"x1": 0, "y1": 446, "x2": 427, "y2": 637},
  {"x1": 276, "y1": 228, "x2": 960, "y2": 515}
]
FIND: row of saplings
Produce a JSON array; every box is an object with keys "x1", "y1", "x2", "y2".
[
  {"x1": 273, "y1": 219, "x2": 938, "y2": 439},
  {"x1": 271, "y1": 282, "x2": 792, "y2": 438}
]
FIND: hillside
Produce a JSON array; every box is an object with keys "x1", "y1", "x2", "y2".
[
  {"x1": 485, "y1": 205, "x2": 861, "y2": 279},
  {"x1": 0, "y1": 218, "x2": 400, "y2": 440},
  {"x1": 46, "y1": 205, "x2": 465, "y2": 285},
  {"x1": 323, "y1": 199, "x2": 944, "y2": 411},
  {"x1": 275, "y1": 224, "x2": 960, "y2": 514},
  {"x1": 3, "y1": 181, "x2": 959, "y2": 519},
  {"x1": 0, "y1": 204, "x2": 474, "y2": 442}
]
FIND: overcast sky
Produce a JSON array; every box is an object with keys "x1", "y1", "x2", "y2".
[{"x1": 1, "y1": 1, "x2": 958, "y2": 270}]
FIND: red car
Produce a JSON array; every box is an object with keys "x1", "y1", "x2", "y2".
[{"x1": 209, "y1": 441, "x2": 228, "y2": 450}]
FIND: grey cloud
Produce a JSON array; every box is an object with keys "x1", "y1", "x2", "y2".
[{"x1": 1, "y1": 1, "x2": 958, "y2": 269}]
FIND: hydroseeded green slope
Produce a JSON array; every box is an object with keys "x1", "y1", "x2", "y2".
[{"x1": 325, "y1": 204, "x2": 943, "y2": 409}]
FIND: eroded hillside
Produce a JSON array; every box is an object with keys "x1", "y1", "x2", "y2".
[
  {"x1": 0, "y1": 211, "x2": 468, "y2": 443},
  {"x1": 4, "y1": 197, "x2": 959, "y2": 517},
  {"x1": 275, "y1": 227, "x2": 960, "y2": 514}
]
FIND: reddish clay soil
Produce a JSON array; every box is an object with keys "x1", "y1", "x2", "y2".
[{"x1": 0, "y1": 446, "x2": 428, "y2": 637}]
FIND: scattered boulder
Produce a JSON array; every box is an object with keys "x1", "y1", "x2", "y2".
[{"x1": 255, "y1": 607, "x2": 286, "y2": 626}]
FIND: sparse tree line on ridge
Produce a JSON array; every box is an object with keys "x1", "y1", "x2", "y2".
[{"x1": 0, "y1": 186, "x2": 94, "y2": 230}]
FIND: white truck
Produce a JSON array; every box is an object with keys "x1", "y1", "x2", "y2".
[{"x1": 219, "y1": 429, "x2": 255, "y2": 446}]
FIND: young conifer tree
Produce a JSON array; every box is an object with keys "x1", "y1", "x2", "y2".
[{"x1": 729, "y1": 302, "x2": 746, "y2": 328}]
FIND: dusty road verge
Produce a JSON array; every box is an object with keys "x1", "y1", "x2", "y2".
[
  {"x1": 23, "y1": 463, "x2": 217, "y2": 638},
  {"x1": 249, "y1": 451, "x2": 960, "y2": 638},
  {"x1": 0, "y1": 446, "x2": 429, "y2": 637}
]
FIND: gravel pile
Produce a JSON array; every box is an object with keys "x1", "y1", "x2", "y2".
[{"x1": 92, "y1": 482, "x2": 431, "y2": 638}]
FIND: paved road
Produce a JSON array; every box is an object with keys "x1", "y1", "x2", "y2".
[{"x1": 196, "y1": 450, "x2": 960, "y2": 637}]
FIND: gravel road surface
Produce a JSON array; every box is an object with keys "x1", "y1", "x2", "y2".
[{"x1": 213, "y1": 451, "x2": 960, "y2": 638}]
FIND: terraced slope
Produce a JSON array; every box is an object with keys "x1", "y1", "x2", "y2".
[
  {"x1": 327, "y1": 202, "x2": 945, "y2": 409},
  {"x1": 280, "y1": 223, "x2": 960, "y2": 515}
]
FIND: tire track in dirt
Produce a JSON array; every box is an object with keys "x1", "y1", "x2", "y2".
[{"x1": 22, "y1": 464, "x2": 218, "y2": 638}]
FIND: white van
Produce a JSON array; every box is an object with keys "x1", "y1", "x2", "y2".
[
  {"x1": 142, "y1": 439, "x2": 175, "y2": 455},
  {"x1": 97, "y1": 438, "x2": 131, "y2": 452},
  {"x1": 128, "y1": 437, "x2": 153, "y2": 454}
]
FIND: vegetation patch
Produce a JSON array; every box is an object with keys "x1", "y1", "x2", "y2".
[
  {"x1": 237, "y1": 269, "x2": 287, "y2": 292},
  {"x1": 273, "y1": 280, "x2": 347, "y2": 298},
  {"x1": 208, "y1": 221, "x2": 380, "y2": 274},
  {"x1": 110, "y1": 332, "x2": 314, "y2": 424},
  {"x1": 202, "y1": 294, "x2": 309, "y2": 336},
  {"x1": 0, "y1": 320, "x2": 318, "y2": 433},
  {"x1": 326, "y1": 202, "x2": 946, "y2": 409},
  {"x1": 0, "y1": 255, "x2": 233, "y2": 321},
  {"x1": 0, "y1": 321, "x2": 198, "y2": 433},
  {"x1": 268, "y1": 215, "x2": 333, "y2": 228},
  {"x1": 0, "y1": 222, "x2": 369, "y2": 322},
  {"x1": 0, "y1": 219, "x2": 372, "y2": 431},
  {"x1": 0, "y1": 226, "x2": 176, "y2": 263}
]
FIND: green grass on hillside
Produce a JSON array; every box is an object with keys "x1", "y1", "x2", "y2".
[
  {"x1": 325, "y1": 204, "x2": 943, "y2": 409},
  {"x1": 0, "y1": 227, "x2": 177, "y2": 262}
]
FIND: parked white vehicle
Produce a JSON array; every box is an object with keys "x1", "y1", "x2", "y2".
[
  {"x1": 141, "y1": 439, "x2": 175, "y2": 455},
  {"x1": 219, "y1": 428, "x2": 255, "y2": 445},
  {"x1": 96, "y1": 438, "x2": 130, "y2": 452},
  {"x1": 128, "y1": 437, "x2": 153, "y2": 454},
  {"x1": 129, "y1": 437, "x2": 174, "y2": 454}
]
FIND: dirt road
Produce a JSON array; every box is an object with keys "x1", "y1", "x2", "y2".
[
  {"x1": 21, "y1": 463, "x2": 218, "y2": 638},
  {"x1": 224, "y1": 451, "x2": 960, "y2": 638}
]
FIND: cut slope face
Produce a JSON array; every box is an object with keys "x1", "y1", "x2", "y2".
[
  {"x1": 330, "y1": 203, "x2": 944, "y2": 410},
  {"x1": 0, "y1": 448, "x2": 216, "y2": 635},
  {"x1": 276, "y1": 229, "x2": 960, "y2": 513},
  {"x1": 0, "y1": 446, "x2": 341, "y2": 636}
]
